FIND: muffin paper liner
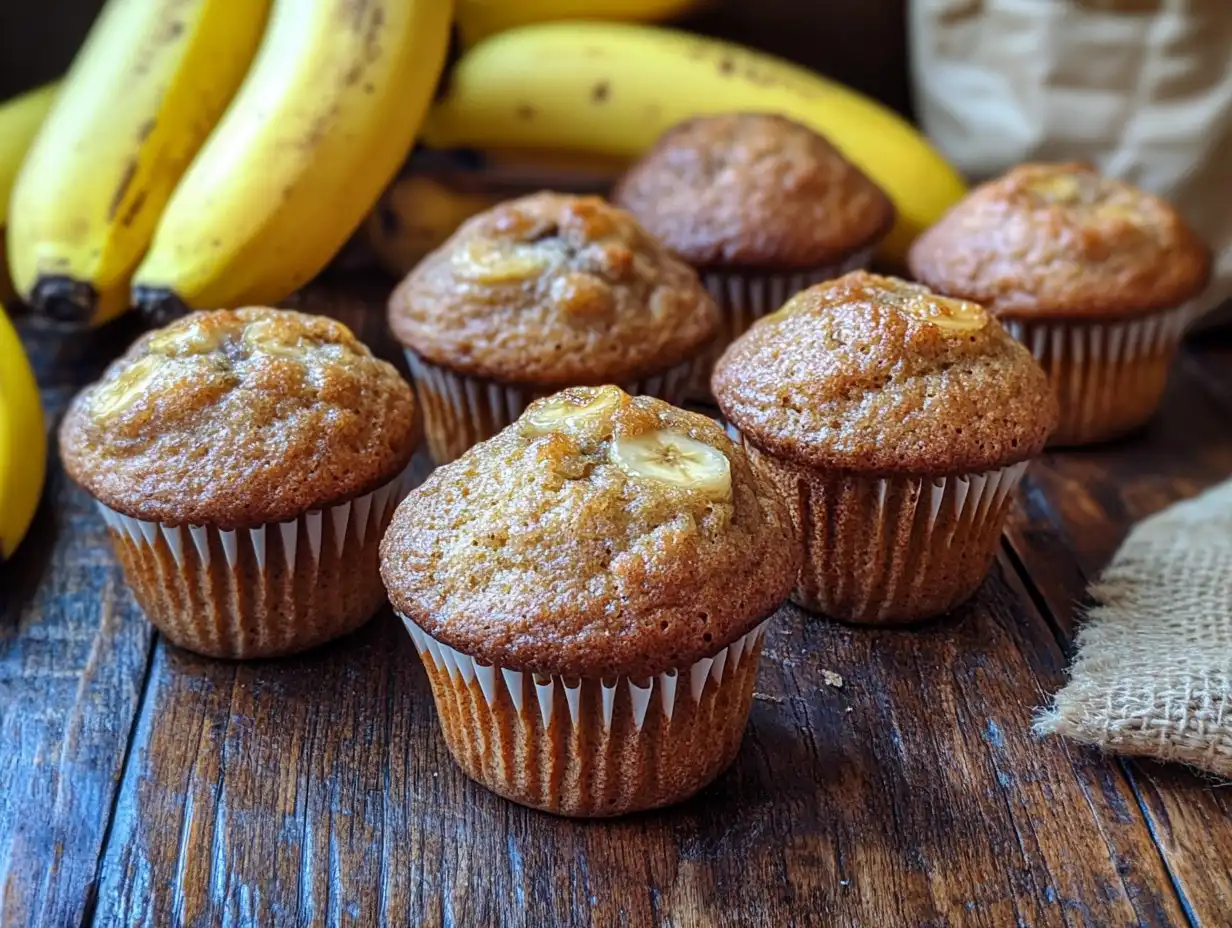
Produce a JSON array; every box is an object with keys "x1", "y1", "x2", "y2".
[
  {"x1": 693, "y1": 246, "x2": 875, "y2": 398},
  {"x1": 1001, "y1": 302, "x2": 1194, "y2": 446},
  {"x1": 404, "y1": 351, "x2": 699, "y2": 464},
  {"x1": 95, "y1": 464, "x2": 416, "y2": 658},
  {"x1": 700, "y1": 247, "x2": 875, "y2": 328},
  {"x1": 399, "y1": 613, "x2": 771, "y2": 816},
  {"x1": 732, "y1": 428, "x2": 1029, "y2": 624}
]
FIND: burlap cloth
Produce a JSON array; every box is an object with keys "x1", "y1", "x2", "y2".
[{"x1": 1036, "y1": 479, "x2": 1232, "y2": 776}]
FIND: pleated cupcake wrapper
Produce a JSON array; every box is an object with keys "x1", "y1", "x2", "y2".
[
  {"x1": 1001, "y1": 302, "x2": 1194, "y2": 445},
  {"x1": 729, "y1": 427, "x2": 1029, "y2": 622},
  {"x1": 693, "y1": 247, "x2": 874, "y2": 398},
  {"x1": 404, "y1": 350, "x2": 699, "y2": 464},
  {"x1": 700, "y1": 246, "x2": 875, "y2": 324},
  {"x1": 94, "y1": 462, "x2": 416, "y2": 658},
  {"x1": 862, "y1": 461, "x2": 1030, "y2": 540},
  {"x1": 399, "y1": 613, "x2": 770, "y2": 733},
  {"x1": 728, "y1": 426, "x2": 1029, "y2": 519},
  {"x1": 810, "y1": 461, "x2": 1029, "y2": 622},
  {"x1": 95, "y1": 462, "x2": 417, "y2": 572}
]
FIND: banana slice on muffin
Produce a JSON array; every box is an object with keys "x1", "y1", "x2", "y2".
[
  {"x1": 522, "y1": 384, "x2": 624, "y2": 433},
  {"x1": 609, "y1": 431, "x2": 732, "y2": 501}
]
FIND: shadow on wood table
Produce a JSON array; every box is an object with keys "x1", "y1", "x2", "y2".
[{"x1": 2, "y1": 280, "x2": 1229, "y2": 927}]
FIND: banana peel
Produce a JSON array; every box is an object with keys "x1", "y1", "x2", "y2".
[{"x1": 0, "y1": 304, "x2": 46, "y2": 561}]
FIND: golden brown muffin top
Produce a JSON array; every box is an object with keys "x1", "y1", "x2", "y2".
[
  {"x1": 712, "y1": 272, "x2": 1057, "y2": 476},
  {"x1": 60, "y1": 308, "x2": 417, "y2": 529},
  {"x1": 908, "y1": 162, "x2": 1210, "y2": 320},
  {"x1": 387, "y1": 192, "x2": 720, "y2": 385},
  {"x1": 380, "y1": 387, "x2": 798, "y2": 678},
  {"x1": 611, "y1": 113, "x2": 895, "y2": 270}
]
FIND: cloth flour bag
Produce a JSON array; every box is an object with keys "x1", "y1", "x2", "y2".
[{"x1": 909, "y1": 0, "x2": 1232, "y2": 329}]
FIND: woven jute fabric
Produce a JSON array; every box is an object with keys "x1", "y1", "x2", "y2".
[{"x1": 1037, "y1": 479, "x2": 1232, "y2": 776}]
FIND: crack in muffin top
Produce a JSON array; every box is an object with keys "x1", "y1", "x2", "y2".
[
  {"x1": 712, "y1": 272, "x2": 1058, "y2": 475},
  {"x1": 60, "y1": 308, "x2": 417, "y2": 528},
  {"x1": 612, "y1": 113, "x2": 895, "y2": 270},
  {"x1": 387, "y1": 192, "x2": 720, "y2": 385},
  {"x1": 380, "y1": 387, "x2": 798, "y2": 679},
  {"x1": 908, "y1": 162, "x2": 1210, "y2": 319}
]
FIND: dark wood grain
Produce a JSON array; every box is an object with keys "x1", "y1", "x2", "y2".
[
  {"x1": 90, "y1": 568, "x2": 1187, "y2": 928},
  {"x1": 1004, "y1": 334, "x2": 1232, "y2": 926},
  {"x1": 0, "y1": 316, "x2": 153, "y2": 927},
  {"x1": 4, "y1": 284, "x2": 1230, "y2": 926}
]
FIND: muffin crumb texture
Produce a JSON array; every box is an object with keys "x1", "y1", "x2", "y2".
[
  {"x1": 612, "y1": 112, "x2": 895, "y2": 269},
  {"x1": 381, "y1": 388, "x2": 798, "y2": 679},
  {"x1": 908, "y1": 162, "x2": 1210, "y2": 318},
  {"x1": 388, "y1": 192, "x2": 719, "y2": 385},
  {"x1": 712, "y1": 272, "x2": 1058, "y2": 475},
  {"x1": 60, "y1": 307, "x2": 417, "y2": 528}
]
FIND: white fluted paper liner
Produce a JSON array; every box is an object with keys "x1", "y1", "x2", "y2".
[
  {"x1": 93, "y1": 461, "x2": 417, "y2": 657},
  {"x1": 729, "y1": 426, "x2": 1030, "y2": 622},
  {"x1": 700, "y1": 247, "x2": 875, "y2": 328},
  {"x1": 404, "y1": 350, "x2": 699, "y2": 464},
  {"x1": 399, "y1": 613, "x2": 769, "y2": 733},
  {"x1": 727, "y1": 428, "x2": 1028, "y2": 528},
  {"x1": 875, "y1": 461, "x2": 1028, "y2": 537},
  {"x1": 1001, "y1": 302, "x2": 1195, "y2": 444},
  {"x1": 94, "y1": 462, "x2": 417, "y2": 571}
]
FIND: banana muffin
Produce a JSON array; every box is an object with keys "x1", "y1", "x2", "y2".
[
  {"x1": 908, "y1": 163, "x2": 1211, "y2": 445},
  {"x1": 381, "y1": 386, "x2": 798, "y2": 816},
  {"x1": 388, "y1": 192, "x2": 720, "y2": 463},
  {"x1": 612, "y1": 113, "x2": 895, "y2": 395},
  {"x1": 60, "y1": 307, "x2": 418, "y2": 658},
  {"x1": 712, "y1": 271, "x2": 1057, "y2": 625}
]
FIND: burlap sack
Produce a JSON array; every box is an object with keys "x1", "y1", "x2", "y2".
[
  {"x1": 909, "y1": 0, "x2": 1232, "y2": 329},
  {"x1": 1036, "y1": 480, "x2": 1232, "y2": 776}
]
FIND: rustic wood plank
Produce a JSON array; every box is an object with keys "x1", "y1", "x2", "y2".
[
  {"x1": 8, "y1": 284, "x2": 1212, "y2": 925},
  {"x1": 1004, "y1": 338, "x2": 1232, "y2": 925},
  {"x1": 78, "y1": 281, "x2": 1187, "y2": 927},
  {"x1": 0, "y1": 316, "x2": 156, "y2": 928},
  {"x1": 88, "y1": 559, "x2": 1189, "y2": 927}
]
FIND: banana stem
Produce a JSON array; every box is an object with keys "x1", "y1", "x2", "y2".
[
  {"x1": 132, "y1": 286, "x2": 191, "y2": 326},
  {"x1": 32, "y1": 276, "x2": 97, "y2": 325}
]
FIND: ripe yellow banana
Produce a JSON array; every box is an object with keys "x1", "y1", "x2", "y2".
[
  {"x1": 0, "y1": 304, "x2": 46, "y2": 561},
  {"x1": 132, "y1": 0, "x2": 453, "y2": 319},
  {"x1": 422, "y1": 22, "x2": 969, "y2": 266},
  {"x1": 456, "y1": 0, "x2": 702, "y2": 46},
  {"x1": 7, "y1": 0, "x2": 270, "y2": 327},
  {"x1": 0, "y1": 83, "x2": 59, "y2": 305}
]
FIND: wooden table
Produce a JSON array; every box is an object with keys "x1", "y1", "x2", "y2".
[{"x1": 4, "y1": 279, "x2": 1231, "y2": 927}]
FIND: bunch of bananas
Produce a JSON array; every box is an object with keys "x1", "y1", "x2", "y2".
[
  {"x1": 4, "y1": 0, "x2": 451, "y2": 328},
  {"x1": 0, "y1": 0, "x2": 967, "y2": 560},
  {"x1": 1, "y1": 0, "x2": 963, "y2": 323}
]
